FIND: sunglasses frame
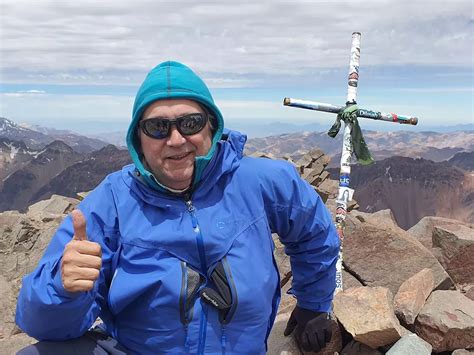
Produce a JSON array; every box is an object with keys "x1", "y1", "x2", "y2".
[{"x1": 138, "y1": 112, "x2": 209, "y2": 139}]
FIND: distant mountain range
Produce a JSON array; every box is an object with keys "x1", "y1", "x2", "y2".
[
  {"x1": 245, "y1": 130, "x2": 474, "y2": 167},
  {"x1": 1, "y1": 117, "x2": 473, "y2": 230},
  {"x1": 0, "y1": 117, "x2": 108, "y2": 153}
]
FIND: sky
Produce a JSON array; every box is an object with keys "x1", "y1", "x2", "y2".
[{"x1": 0, "y1": 0, "x2": 473, "y2": 135}]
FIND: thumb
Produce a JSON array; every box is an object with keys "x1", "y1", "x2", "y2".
[
  {"x1": 71, "y1": 209, "x2": 88, "y2": 241},
  {"x1": 284, "y1": 310, "x2": 297, "y2": 336}
]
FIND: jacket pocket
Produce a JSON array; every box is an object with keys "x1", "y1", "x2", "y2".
[{"x1": 179, "y1": 261, "x2": 205, "y2": 326}]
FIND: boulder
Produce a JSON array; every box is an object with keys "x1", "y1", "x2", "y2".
[
  {"x1": 267, "y1": 310, "x2": 301, "y2": 354},
  {"x1": 463, "y1": 285, "x2": 474, "y2": 301},
  {"x1": 415, "y1": 290, "x2": 474, "y2": 352},
  {"x1": 0, "y1": 195, "x2": 78, "y2": 346},
  {"x1": 352, "y1": 209, "x2": 401, "y2": 232},
  {"x1": 26, "y1": 194, "x2": 78, "y2": 218},
  {"x1": 452, "y1": 349, "x2": 474, "y2": 355},
  {"x1": 393, "y1": 268, "x2": 434, "y2": 325},
  {"x1": 249, "y1": 151, "x2": 276, "y2": 159},
  {"x1": 385, "y1": 333, "x2": 431, "y2": 354},
  {"x1": 333, "y1": 286, "x2": 403, "y2": 348},
  {"x1": 408, "y1": 216, "x2": 473, "y2": 249},
  {"x1": 315, "y1": 178, "x2": 338, "y2": 203},
  {"x1": 342, "y1": 270, "x2": 363, "y2": 290},
  {"x1": 0, "y1": 333, "x2": 36, "y2": 355},
  {"x1": 342, "y1": 213, "x2": 453, "y2": 295},
  {"x1": 432, "y1": 224, "x2": 474, "y2": 285},
  {"x1": 273, "y1": 234, "x2": 292, "y2": 287}
]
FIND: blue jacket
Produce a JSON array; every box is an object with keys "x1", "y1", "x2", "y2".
[{"x1": 16, "y1": 130, "x2": 340, "y2": 354}]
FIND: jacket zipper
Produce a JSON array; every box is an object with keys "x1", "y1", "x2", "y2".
[{"x1": 185, "y1": 198, "x2": 208, "y2": 355}]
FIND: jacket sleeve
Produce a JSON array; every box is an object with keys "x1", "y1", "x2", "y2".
[
  {"x1": 262, "y1": 160, "x2": 340, "y2": 312},
  {"x1": 15, "y1": 178, "x2": 121, "y2": 340}
]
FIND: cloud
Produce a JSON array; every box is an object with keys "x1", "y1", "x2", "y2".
[
  {"x1": 0, "y1": 92, "x2": 134, "y2": 122},
  {"x1": 2, "y1": 89, "x2": 47, "y2": 97},
  {"x1": 1, "y1": 0, "x2": 472, "y2": 85}
]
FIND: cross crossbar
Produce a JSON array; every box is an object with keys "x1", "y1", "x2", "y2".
[{"x1": 283, "y1": 32, "x2": 419, "y2": 292}]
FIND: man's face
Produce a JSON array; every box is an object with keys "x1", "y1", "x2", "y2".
[{"x1": 139, "y1": 99, "x2": 213, "y2": 190}]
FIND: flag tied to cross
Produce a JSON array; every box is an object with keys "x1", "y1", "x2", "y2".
[{"x1": 283, "y1": 32, "x2": 419, "y2": 292}]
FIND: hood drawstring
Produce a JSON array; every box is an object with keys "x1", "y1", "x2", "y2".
[
  {"x1": 221, "y1": 325, "x2": 226, "y2": 354},
  {"x1": 184, "y1": 325, "x2": 190, "y2": 352}
]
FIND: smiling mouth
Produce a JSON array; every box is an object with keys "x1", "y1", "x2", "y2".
[{"x1": 168, "y1": 152, "x2": 192, "y2": 161}]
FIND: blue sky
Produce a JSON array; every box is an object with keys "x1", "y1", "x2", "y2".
[{"x1": 0, "y1": 0, "x2": 472, "y2": 135}]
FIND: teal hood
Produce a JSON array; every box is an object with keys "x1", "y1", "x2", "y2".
[{"x1": 126, "y1": 61, "x2": 224, "y2": 193}]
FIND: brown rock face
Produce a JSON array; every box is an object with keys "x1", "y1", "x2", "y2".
[
  {"x1": 432, "y1": 225, "x2": 474, "y2": 285},
  {"x1": 342, "y1": 213, "x2": 453, "y2": 295},
  {"x1": 393, "y1": 268, "x2": 434, "y2": 325},
  {"x1": 408, "y1": 216, "x2": 473, "y2": 250},
  {"x1": 333, "y1": 286, "x2": 403, "y2": 349},
  {"x1": 0, "y1": 195, "x2": 79, "y2": 347},
  {"x1": 415, "y1": 290, "x2": 474, "y2": 352},
  {"x1": 464, "y1": 285, "x2": 474, "y2": 301},
  {"x1": 342, "y1": 270, "x2": 363, "y2": 290}
]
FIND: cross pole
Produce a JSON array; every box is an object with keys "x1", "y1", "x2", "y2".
[{"x1": 283, "y1": 32, "x2": 418, "y2": 293}]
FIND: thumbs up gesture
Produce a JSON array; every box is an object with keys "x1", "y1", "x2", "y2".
[{"x1": 61, "y1": 209, "x2": 102, "y2": 293}]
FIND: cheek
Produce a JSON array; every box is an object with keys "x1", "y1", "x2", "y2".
[
  {"x1": 141, "y1": 137, "x2": 164, "y2": 161},
  {"x1": 196, "y1": 129, "x2": 213, "y2": 155}
]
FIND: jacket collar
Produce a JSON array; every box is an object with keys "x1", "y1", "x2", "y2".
[{"x1": 123, "y1": 129, "x2": 247, "y2": 206}]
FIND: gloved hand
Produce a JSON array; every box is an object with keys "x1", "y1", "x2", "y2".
[{"x1": 283, "y1": 306, "x2": 332, "y2": 353}]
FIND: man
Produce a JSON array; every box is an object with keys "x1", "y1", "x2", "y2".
[{"x1": 16, "y1": 61, "x2": 340, "y2": 354}]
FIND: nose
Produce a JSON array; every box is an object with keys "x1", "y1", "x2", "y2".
[{"x1": 166, "y1": 125, "x2": 186, "y2": 146}]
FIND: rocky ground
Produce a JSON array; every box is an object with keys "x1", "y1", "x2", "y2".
[{"x1": 1, "y1": 150, "x2": 473, "y2": 354}]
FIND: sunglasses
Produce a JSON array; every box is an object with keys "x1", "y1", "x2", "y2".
[{"x1": 139, "y1": 112, "x2": 208, "y2": 139}]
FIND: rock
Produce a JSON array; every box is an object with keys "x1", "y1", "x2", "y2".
[
  {"x1": 302, "y1": 161, "x2": 326, "y2": 182},
  {"x1": 340, "y1": 340, "x2": 382, "y2": 355},
  {"x1": 342, "y1": 270, "x2": 363, "y2": 290},
  {"x1": 0, "y1": 195, "x2": 77, "y2": 348},
  {"x1": 26, "y1": 194, "x2": 78, "y2": 217},
  {"x1": 273, "y1": 234, "x2": 292, "y2": 287},
  {"x1": 415, "y1": 290, "x2": 474, "y2": 352},
  {"x1": 250, "y1": 151, "x2": 276, "y2": 159},
  {"x1": 76, "y1": 191, "x2": 91, "y2": 200},
  {"x1": 352, "y1": 209, "x2": 401, "y2": 232},
  {"x1": 385, "y1": 334, "x2": 432, "y2": 354},
  {"x1": 342, "y1": 213, "x2": 453, "y2": 296},
  {"x1": 315, "y1": 178, "x2": 338, "y2": 203},
  {"x1": 296, "y1": 154, "x2": 313, "y2": 170},
  {"x1": 408, "y1": 216, "x2": 473, "y2": 249},
  {"x1": 393, "y1": 268, "x2": 434, "y2": 325},
  {"x1": 0, "y1": 274, "x2": 15, "y2": 339},
  {"x1": 0, "y1": 333, "x2": 36, "y2": 355},
  {"x1": 267, "y1": 309, "x2": 301, "y2": 354},
  {"x1": 432, "y1": 225, "x2": 474, "y2": 285},
  {"x1": 452, "y1": 349, "x2": 474, "y2": 354},
  {"x1": 278, "y1": 280, "x2": 296, "y2": 316},
  {"x1": 333, "y1": 286, "x2": 403, "y2": 348},
  {"x1": 463, "y1": 285, "x2": 474, "y2": 301}
]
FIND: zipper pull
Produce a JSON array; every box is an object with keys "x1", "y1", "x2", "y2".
[
  {"x1": 185, "y1": 199, "x2": 195, "y2": 213},
  {"x1": 185, "y1": 200, "x2": 199, "y2": 232}
]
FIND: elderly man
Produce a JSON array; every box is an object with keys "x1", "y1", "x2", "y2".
[{"x1": 16, "y1": 61, "x2": 340, "y2": 354}]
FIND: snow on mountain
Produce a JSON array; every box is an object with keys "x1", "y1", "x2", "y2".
[{"x1": 0, "y1": 117, "x2": 109, "y2": 153}]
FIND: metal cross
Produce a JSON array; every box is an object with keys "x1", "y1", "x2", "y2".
[{"x1": 283, "y1": 32, "x2": 418, "y2": 293}]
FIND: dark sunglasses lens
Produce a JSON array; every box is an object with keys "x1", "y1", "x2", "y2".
[
  {"x1": 178, "y1": 114, "x2": 206, "y2": 135},
  {"x1": 144, "y1": 119, "x2": 170, "y2": 138}
]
